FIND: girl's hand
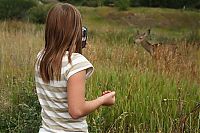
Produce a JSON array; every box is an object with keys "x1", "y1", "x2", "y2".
[{"x1": 99, "y1": 91, "x2": 116, "y2": 106}]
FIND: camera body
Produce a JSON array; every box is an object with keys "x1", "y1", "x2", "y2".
[{"x1": 82, "y1": 27, "x2": 87, "y2": 48}]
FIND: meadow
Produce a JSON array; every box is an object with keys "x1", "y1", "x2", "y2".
[{"x1": 0, "y1": 7, "x2": 200, "y2": 133}]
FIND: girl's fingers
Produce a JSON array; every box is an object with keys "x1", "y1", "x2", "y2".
[
  {"x1": 103, "y1": 91, "x2": 109, "y2": 95},
  {"x1": 102, "y1": 90, "x2": 112, "y2": 95}
]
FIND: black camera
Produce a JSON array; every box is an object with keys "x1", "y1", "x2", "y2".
[{"x1": 82, "y1": 26, "x2": 87, "y2": 48}]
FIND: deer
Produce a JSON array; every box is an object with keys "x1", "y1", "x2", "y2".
[{"x1": 134, "y1": 29, "x2": 178, "y2": 59}]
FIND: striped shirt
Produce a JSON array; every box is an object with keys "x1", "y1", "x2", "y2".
[{"x1": 35, "y1": 50, "x2": 94, "y2": 133}]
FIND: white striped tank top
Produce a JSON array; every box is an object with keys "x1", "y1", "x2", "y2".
[{"x1": 35, "y1": 50, "x2": 94, "y2": 133}]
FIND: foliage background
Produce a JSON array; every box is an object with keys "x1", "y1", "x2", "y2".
[{"x1": 0, "y1": 0, "x2": 199, "y2": 133}]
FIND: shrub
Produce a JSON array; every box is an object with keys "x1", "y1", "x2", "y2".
[
  {"x1": 59, "y1": 0, "x2": 84, "y2": 5},
  {"x1": 0, "y1": 0, "x2": 37, "y2": 20},
  {"x1": 82, "y1": 0, "x2": 100, "y2": 7},
  {"x1": 103, "y1": 0, "x2": 114, "y2": 6},
  {"x1": 115, "y1": 0, "x2": 130, "y2": 11},
  {"x1": 27, "y1": 4, "x2": 54, "y2": 24}
]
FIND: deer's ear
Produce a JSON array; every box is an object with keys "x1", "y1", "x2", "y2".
[
  {"x1": 147, "y1": 29, "x2": 151, "y2": 35},
  {"x1": 136, "y1": 30, "x2": 140, "y2": 35}
]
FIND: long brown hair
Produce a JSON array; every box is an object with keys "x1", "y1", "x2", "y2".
[{"x1": 39, "y1": 3, "x2": 82, "y2": 83}]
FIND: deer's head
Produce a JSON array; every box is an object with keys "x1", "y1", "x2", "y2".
[
  {"x1": 134, "y1": 29, "x2": 151, "y2": 44},
  {"x1": 134, "y1": 29, "x2": 157, "y2": 56}
]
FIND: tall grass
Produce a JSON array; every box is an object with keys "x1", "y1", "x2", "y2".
[{"x1": 0, "y1": 7, "x2": 200, "y2": 133}]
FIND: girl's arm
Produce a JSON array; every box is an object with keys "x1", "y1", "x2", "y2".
[{"x1": 67, "y1": 70, "x2": 115, "y2": 119}]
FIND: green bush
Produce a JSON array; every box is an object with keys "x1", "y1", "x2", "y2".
[
  {"x1": 27, "y1": 4, "x2": 54, "y2": 24},
  {"x1": 59, "y1": 0, "x2": 84, "y2": 5},
  {"x1": 103, "y1": 0, "x2": 114, "y2": 6},
  {"x1": 0, "y1": 0, "x2": 37, "y2": 20},
  {"x1": 82, "y1": 0, "x2": 100, "y2": 7},
  {"x1": 115, "y1": 0, "x2": 130, "y2": 11}
]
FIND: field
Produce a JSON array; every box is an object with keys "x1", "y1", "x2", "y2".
[{"x1": 0, "y1": 7, "x2": 200, "y2": 133}]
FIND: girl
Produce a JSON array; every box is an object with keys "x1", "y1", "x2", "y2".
[{"x1": 35, "y1": 3, "x2": 116, "y2": 133}]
